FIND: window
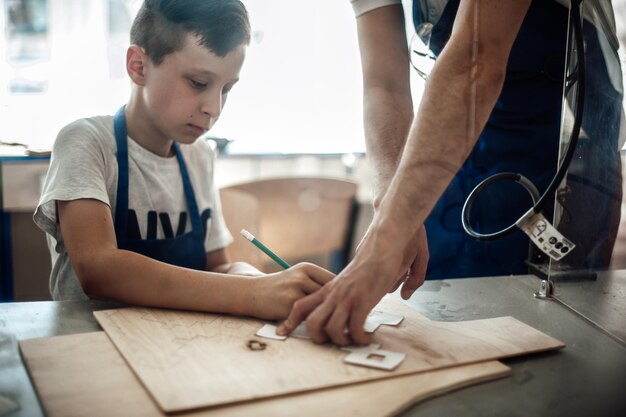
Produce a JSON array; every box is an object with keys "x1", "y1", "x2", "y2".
[{"x1": 0, "y1": 0, "x2": 367, "y2": 154}]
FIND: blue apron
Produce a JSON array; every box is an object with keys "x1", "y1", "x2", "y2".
[
  {"x1": 413, "y1": 0, "x2": 622, "y2": 278},
  {"x1": 113, "y1": 106, "x2": 207, "y2": 270}
]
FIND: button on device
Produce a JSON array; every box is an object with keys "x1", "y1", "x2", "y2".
[
  {"x1": 429, "y1": 6, "x2": 437, "y2": 19},
  {"x1": 555, "y1": 242, "x2": 563, "y2": 249},
  {"x1": 549, "y1": 237, "x2": 557, "y2": 245},
  {"x1": 561, "y1": 246, "x2": 569, "y2": 254}
]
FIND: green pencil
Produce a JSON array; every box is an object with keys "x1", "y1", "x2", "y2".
[{"x1": 240, "y1": 229, "x2": 291, "y2": 269}]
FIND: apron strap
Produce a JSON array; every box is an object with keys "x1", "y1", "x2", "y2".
[
  {"x1": 113, "y1": 106, "x2": 129, "y2": 244},
  {"x1": 173, "y1": 143, "x2": 204, "y2": 237},
  {"x1": 113, "y1": 106, "x2": 205, "y2": 242}
]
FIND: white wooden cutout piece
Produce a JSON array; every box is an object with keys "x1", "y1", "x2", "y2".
[
  {"x1": 255, "y1": 324, "x2": 287, "y2": 340},
  {"x1": 255, "y1": 322, "x2": 312, "y2": 340},
  {"x1": 290, "y1": 322, "x2": 312, "y2": 339},
  {"x1": 363, "y1": 311, "x2": 404, "y2": 333},
  {"x1": 255, "y1": 311, "x2": 405, "y2": 342},
  {"x1": 341, "y1": 344, "x2": 407, "y2": 371}
]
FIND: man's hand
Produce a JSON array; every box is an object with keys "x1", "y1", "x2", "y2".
[
  {"x1": 389, "y1": 226, "x2": 428, "y2": 299},
  {"x1": 276, "y1": 225, "x2": 428, "y2": 345}
]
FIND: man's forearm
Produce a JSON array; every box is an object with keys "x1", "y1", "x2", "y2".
[
  {"x1": 356, "y1": 4, "x2": 413, "y2": 204},
  {"x1": 375, "y1": 39, "x2": 507, "y2": 247},
  {"x1": 363, "y1": 86, "x2": 413, "y2": 203},
  {"x1": 371, "y1": 0, "x2": 532, "y2": 251}
]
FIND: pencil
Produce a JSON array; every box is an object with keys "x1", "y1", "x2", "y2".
[{"x1": 240, "y1": 229, "x2": 291, "y2": 269}]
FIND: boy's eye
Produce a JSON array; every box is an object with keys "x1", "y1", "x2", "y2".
[{"x1": 189, "y1": 79, "x2": 207, "y2": 89}]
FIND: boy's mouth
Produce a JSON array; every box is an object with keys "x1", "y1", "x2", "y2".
[{"x1": 187, "y1": 124, "x2": 208, "y2": 136}]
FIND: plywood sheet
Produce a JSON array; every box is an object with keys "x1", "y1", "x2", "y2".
[
  {"x1": 93, "y1": 298, "x2": 564, "y2": 412},
  {"x1": 19, "y1": 332, "x2": 510, "y2": 417}
]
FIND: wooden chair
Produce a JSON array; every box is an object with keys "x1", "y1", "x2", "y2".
[
  {"x1": 220, "y1": 177, "x2": 359, "y2": 272},
  {"x1": 219, "y1": 188, "x2": 263, "y2": 268}
]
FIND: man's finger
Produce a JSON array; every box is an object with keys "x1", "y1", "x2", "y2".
[
  {"x1": 400, "y1": 273, "x2": 424, "y2": 300},
  {"x1": 401, "y1": 255, "x2": 427, "y2": 300},
  {"x1": 388, "y1": 274, "x2": 406, "y2": 293},
  {"x1": 305, "y1": 299, "x2": 336, "y2": 344},
  {"x1": 348, "y1": 305, "x2": 371, "y2": 346},
  {"x1": 276, "y1": 291, "x2": 324, "y2": 336},
  {"x1": 323, "y1": 303, "x2": 353, "y2": 346}
]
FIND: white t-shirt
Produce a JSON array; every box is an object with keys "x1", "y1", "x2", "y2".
[{"x1": 34, "y1": 115, "x2": 233, "y2": 301}]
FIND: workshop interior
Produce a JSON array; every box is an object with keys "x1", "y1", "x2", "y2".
[
  {"x1": 0, "y1": 1, "x2": 625, "y2": 416},
  {"x1": 0, "y1": 0, "x2": 624, "y2": 366},
  {"x1": 1, "y1": 0, "x2": 625, "y2": 355}
]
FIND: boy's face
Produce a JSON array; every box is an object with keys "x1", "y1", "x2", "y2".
[{"x1": 139, "y1": 34, "x2": 246, "y2": 144}]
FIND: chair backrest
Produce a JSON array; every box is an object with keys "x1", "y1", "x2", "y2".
[
  {"x1": 220, "y1": 177, "x2": 359, "y2": 272},
  {"x1": 219, "y1": 188, "x2": 263, "y2": 268}
]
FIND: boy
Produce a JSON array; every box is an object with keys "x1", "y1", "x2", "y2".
[{"x1": 34, "y1": 0, "x2": 333, "y2": 320}]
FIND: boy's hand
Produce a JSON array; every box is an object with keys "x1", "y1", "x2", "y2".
[{"x1": 245, "y1": 263, "x2": 334, "y2": 321}]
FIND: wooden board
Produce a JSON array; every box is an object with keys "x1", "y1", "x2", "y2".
[
  {"x1": 93, "y1": 298, "x2": 564, "y2": 412},
  {"x1": 19, "y1": 332, "x2": 510, "y2": 417}
]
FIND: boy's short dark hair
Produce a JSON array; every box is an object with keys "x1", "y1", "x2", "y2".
[{"x1": 130, "y1": 0, "x2": 251, "y2": 65}]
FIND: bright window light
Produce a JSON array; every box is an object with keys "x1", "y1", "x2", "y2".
[{"x1": 0, "y1": 0, "x2": 366, "y2": 154}]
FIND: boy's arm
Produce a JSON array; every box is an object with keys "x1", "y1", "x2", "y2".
[{"x1": 58, "y1": 199, "x2": 332, "y2": 319}]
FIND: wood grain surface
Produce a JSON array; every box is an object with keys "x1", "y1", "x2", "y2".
[
  {"x1": 93, "y1": 298, "x2": 564, "y2": 412},
  {"x1": 19, "y1": 332, "x2": 510, "y2": 417}
]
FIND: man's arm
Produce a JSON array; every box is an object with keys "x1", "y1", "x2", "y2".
[
  {"x1": 377, "y1": 0, "x2": 532, "y2": 238},
  {"x1": 278, "y1": 0, "x2": 533, "y2": 345},
  {"x1": 357, "y1": 4, "x2": 413, "y2": 201},
  {"x1": 357, "y1": 3, "x2": 429, "y2": 301}
]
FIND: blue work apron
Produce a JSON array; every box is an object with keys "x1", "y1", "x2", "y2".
[
  {"x1": 113, "y1": 106, "x2": 207, "y2": 270},
  {"x1": 413, "y1": 0, "x2": 622, "y2": 278}
]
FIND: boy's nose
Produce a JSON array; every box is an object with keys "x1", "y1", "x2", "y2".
[{"x1": 201, "y1": 90, "x2": 222, "y2": 118}]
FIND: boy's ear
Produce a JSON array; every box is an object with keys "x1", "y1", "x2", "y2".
[{"x1": 126, "y1": 45, "x2": 148, "y2": 86}]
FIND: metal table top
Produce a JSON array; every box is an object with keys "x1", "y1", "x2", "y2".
[
  {"x1": 0, "y1": 275, "x2": 624, "y2": 417},
  {"x1": 402, "y1": 274, "x2": 626, "y2": 417}
]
